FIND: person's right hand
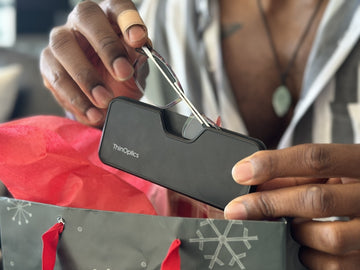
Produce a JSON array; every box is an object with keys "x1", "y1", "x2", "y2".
[{"x1": 40, "y1": 0, "x2": 149, "y2": 127}]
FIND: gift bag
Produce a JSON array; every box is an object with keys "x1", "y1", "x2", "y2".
[
  {"x1": 0, "y1": 197, "x2": 305, "y2": 270},
  {"x1": 0, "y1": 116, "x2": 306, "y2": 269}
]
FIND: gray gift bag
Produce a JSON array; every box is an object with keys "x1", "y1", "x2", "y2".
[{"x1": 0, "y1": 197, "x2": 306, "y2": 270}]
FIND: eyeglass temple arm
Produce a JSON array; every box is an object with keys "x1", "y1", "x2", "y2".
[{"x1": 141, "y1": 46, "x2": 210, "y2": 128}]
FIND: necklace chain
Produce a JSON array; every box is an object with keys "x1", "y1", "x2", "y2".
[
  {"x1": 257, "y1": 0, "x2": 324, "y2": 117},
  {"x1": 257, "y1": 0, "x2": 324, "y2": 85}
]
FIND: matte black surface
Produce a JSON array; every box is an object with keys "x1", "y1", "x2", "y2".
[{"x1": 99, "y1": 97, "x2": 266, "y2": 210}]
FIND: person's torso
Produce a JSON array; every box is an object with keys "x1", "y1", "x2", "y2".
[
  {"x1": 220, "y1": 0, "x2": 328, "y2": 148},
  {"x1": 139, "y1": 0, "x2": 360, "y2": 148}
]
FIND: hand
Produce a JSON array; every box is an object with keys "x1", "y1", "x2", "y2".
[
  {"x1": 224, "y1": 144, "x2": 360, "y2": 269},
  {"x1": 40, "y1": 0, "x2": 148, "y2": 127}
]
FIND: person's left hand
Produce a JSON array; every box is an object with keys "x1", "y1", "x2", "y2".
[{"x1": 224, "y1": 144, "x2": 360, "y2": 270}]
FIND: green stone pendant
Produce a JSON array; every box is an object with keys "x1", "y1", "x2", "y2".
[{"x1": 272, "y1": 85, "x2": 292, "y2": 118}]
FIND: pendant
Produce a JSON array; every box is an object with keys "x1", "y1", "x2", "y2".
[{"x1": 272, "y1": 85, "x2": 292, "y2": 118}]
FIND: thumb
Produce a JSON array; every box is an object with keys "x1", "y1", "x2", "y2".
[{"x1": 231, "y1": 144, "x2": 360, "y2": 185}]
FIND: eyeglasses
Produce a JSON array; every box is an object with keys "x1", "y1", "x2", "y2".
[{"x1": 134, "y1": 46, "x2": 213, "y2": 131}]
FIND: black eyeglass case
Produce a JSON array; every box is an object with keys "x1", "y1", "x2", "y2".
[{"x1": 99, "y1": 97, "x2": 266, "y2": 210}]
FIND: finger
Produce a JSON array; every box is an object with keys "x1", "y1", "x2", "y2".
[
  {"x1": 68, "y1": 1, "x2": 136, "y2": 81},
  {"x1": 256, "y1": 177, "x2": 328, "y2": 191},
  {"x1": 292, "y1": 218, "x2": 360, "y2": 255},
  {"x1": 300, "y1": 247, "x2": 360, "y2": 270},
  {"x1": 71, "y1": 30, "x2": 141, "y2": 99},
  {"x1": 224, "y1": 183, "x2": 360, "y2": 220},
  {"x1": 99, "y1": 0, "x2": 148, "y2": 48},
  {"x1": 49, "y1": 26, "x2": 114, "y2": 109},
  {"x1": 40, "y1": 47, "x2": 105, "y2": 126},
  {"x1": 341, "y1": 177, "x2": 360, "y2": 184},
  {"x1": 232, "y1": 144, "x2": 360, "y2": 185}
]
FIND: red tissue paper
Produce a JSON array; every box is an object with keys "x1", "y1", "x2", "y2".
[{"x1": 0, "y1": 116, "x2": 157, "y2": 215}]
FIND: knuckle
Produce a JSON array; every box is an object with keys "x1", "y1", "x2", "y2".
[
  {"x1": 108, "y1": 0, "x2": 136, "y2": 11},
  {"x1": 71, "y1": 0, "x2": 100, "y2": 22},
  {"x1": 265, "y1": 154, "x2": 276, "y2": 179},
  {"x1": 73, "y1": 69, "x2": 97, "y2": 89},
  {"x1": 39, "y1": 47, "x2": 49, "y2": 62},
  {"x1": 50, "y1": 70, "x2": 67, "y2": 89},
  {"x1": 49, "y1": 27, "x2": 73, "y2": 52},
  {"x1": 39, "y1": 47, "x2": 52, "y2": 76},
  {"x1": 98, "y1": 35, "x2": 120, "y2": 54},
  {"x1": 258, "y1": 192, "x2": 276, "y2": 218},
  {"x1": 252, "y1": 150, "x2": 276, "y2": 180},
  {"x1": 302, "y1": 185, "x2": 335, "y2": 217},
  {"x1": 43, "y1": 66, "x2": 68, "y2": 92},
  {"x1": 324, "y1": 224, "x2": 347, "y2": 255},
  {"x1": 69, "y1": 95, "x2": 91, "y2": 112},
  {"x1": 303, "y1": 144, "x2": 332, "y2": 173}
]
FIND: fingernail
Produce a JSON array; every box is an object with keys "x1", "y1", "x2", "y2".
[
  {"x1": 113, "y1": 57, "x2": 134, "y2": 81},
  {"x1": 86, "y1": 107, "x2": 104, "y2": 124},
  {"x1": 232, "y1": 161, "x2": 253, "y2": 183},
  {"x1": 127, "y1": 25, "x2": 147, "y2": 43},
  {"x1": 92, "y1": 85, "x2": 113, "y2": 108},
  {"x1": 224, "y1": 202, "x2": 248, "y2": 220}
]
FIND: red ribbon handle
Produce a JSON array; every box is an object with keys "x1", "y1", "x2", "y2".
[
  {"x1": 42, "y1": 218, "x2": 65, "y2": 270},
  {"x1": 161, "y1": 239, "x2": 181, "y2": 270},
  {"x1": 42, "y1": 221, "x2": 179, "y2": 270}
]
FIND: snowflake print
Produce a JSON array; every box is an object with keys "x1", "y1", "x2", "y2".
[
  {"x1": 190, "y1": 219, "x2": 258, "y2": 269},
  {"x1": 6, "y1": 199, "x2": 32, "y2": 225}
]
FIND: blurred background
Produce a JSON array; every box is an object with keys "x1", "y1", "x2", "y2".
[{"x1": 0, "y1": 0, "x2": 90, "y2": 123}]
